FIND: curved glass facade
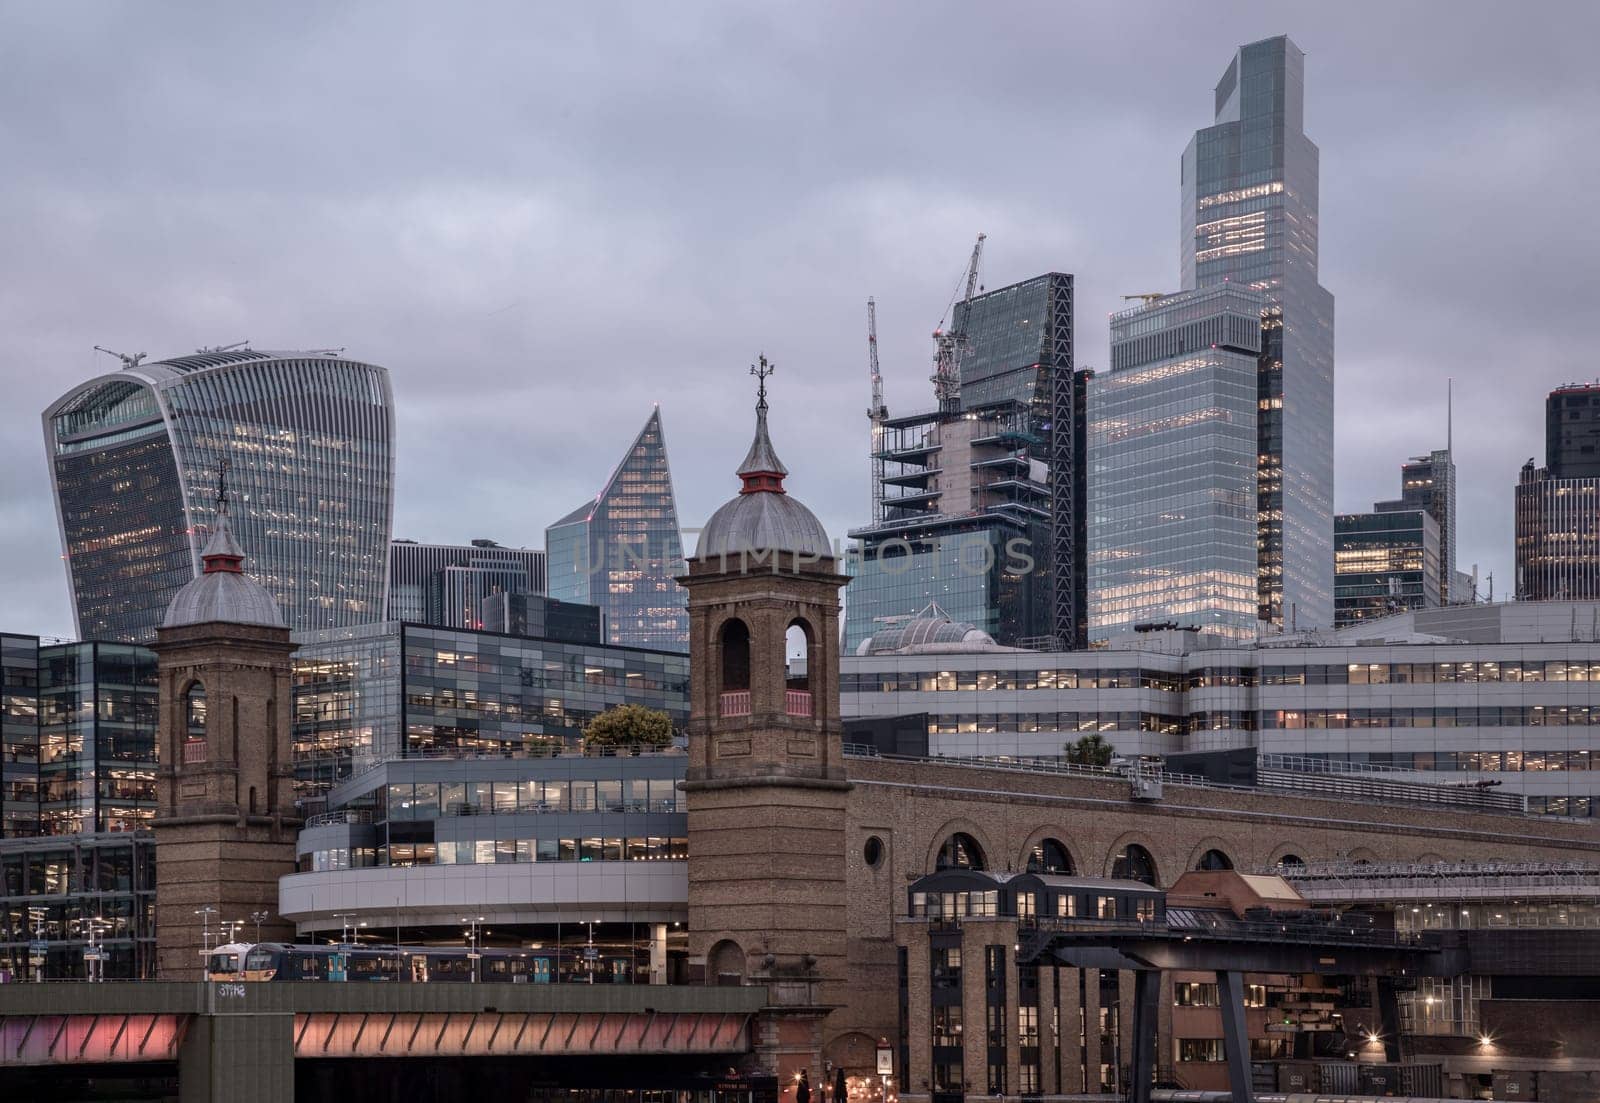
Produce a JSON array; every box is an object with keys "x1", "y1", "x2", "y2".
[{"x1": 44, "y1": 351, "x2": 395, "y2": 642}]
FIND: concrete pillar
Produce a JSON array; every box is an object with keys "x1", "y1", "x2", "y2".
[
  {"x1": 651, "y1": 923, "x2": 668, "y2": 985},
  {"x1": 179, "y1": 1012, "x2": 293, "y2": 1103},
  {"x1": 1216, "y1": 970, "x2": 1254, "y2": 1103},
  {"x1": 1128, "y1": 970, "x2": 1160, "y2": 1103}
]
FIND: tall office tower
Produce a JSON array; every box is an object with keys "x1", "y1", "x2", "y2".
[
  {"x1": 1375, "y1": 449, "x2": 1456, "y2": 604},
  {"x1": 43, "y1": 349, "x2": 395, "y2": 643},
  {"x1": 1182, "y1": 36, "x2": 1335, "y2": 630},
  {"x1": 1, "y1": 634, "x2": 42, "y2": 837},
  {"x1": 1333, "y1": 510, "x2": 1441, "y2": 628},
  {"x1": 1089, "y1": 287, "x2": 1265, "y2": 641},
  {"x1": 1516, "y1": 385, "x2": 1600, "y2": 600},
  {"x1": 0, "y1": 633, "x2": 158, "y2": 837},
  {"x1": 546, "y1": 408, "x2": 689, "y2": 652},
  {"x1": 845, "y1": 273, "x2": 1090, "y2": 650},
  {"x1": 386, "y1": 539, "x2": 546, "y2": 628}
]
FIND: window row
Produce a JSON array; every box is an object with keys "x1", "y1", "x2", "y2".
[
  {"x1": 380, "y1": 777, "x2": 681, "y2": 819},
  {"x1": 845, "y1": 658, "x2": 1600, "y2": 694},
  {"x1": 1263, "y1": 706, "x2": 1600, "y2": 730},
  {"x1": 1299, "y1": 750, "x2": 1600, "y2": 776},
  {"x1": 297, "y1": 835, "x2": 690, "y2": 871}
]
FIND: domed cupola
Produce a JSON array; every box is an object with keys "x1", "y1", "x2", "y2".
[
  {"x1": 162, "y1": 467, "x2": 284, "y2": 629},
  {"x1": 694, "y1": 355, "x2": 832, "y2": 562}
]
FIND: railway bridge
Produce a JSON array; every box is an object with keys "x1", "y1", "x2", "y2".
[{"x1": 0, "y1": 981, "x2": 772, "y2": 1103}]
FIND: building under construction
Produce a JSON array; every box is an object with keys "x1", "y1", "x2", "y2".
[{"x1": 844, "y1": 265, "x2": 1091, "y2": 652}]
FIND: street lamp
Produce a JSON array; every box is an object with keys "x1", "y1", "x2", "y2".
[
  {"x1": 461, "y1": 916, "x2": 484, "y2": 982},
  {"x1": 28, "y1": 906, "x2": 48, "y2": 983},
  {"x1": 195, "y1": 906, "x2": 219, "y2": 957},
  {"x1": 81, "y1": 915, "x2": 112, "y2": 983},
  {"x1": 249, "y1": 910, "x2": 269, "y2": 944}
]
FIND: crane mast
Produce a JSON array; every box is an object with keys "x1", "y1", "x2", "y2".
[
  {"x1": 931, "y1": 233, "x2": 985, "y2": 415},
  {"x1": 867, "y1": 297, "x2": 887, "y2": 523}
]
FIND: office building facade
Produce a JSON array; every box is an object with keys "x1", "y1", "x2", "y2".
[
  {"x1": 1182, "y1": 36, "x2": 1335, "y2": 630},
  {"x1": 387, "y1": 539, "x2": 546, "y2": 629},
  {"x1": 43, "y1": 349, "x2": 395, "y2": 643},
  {"x1": 847, "y1": 273, "x2": 1089, "y2": 650},
  {"x1": 0, "y1": 633, "x2": 158, "y2": 837},
  {"x1": 1375, "y1": 448, "x2": 1457, "y2": 604},
  {"x1": 282, "y1": 750, "x2": 689, "y2": 981},
  {"x1": 1090, "y1": 286, "x2": 1265, "y2": 641},
  {"x1": 290, "y1": 621, "x2": 689, "y2": 796},
  {"x1": 0, "y1": 831, "x2": 156, "y2": 980},
  {"x1": 842, "y1": 600, "x2": 1600, "y2": 816},
  {"x1": 546, "y1": 409, "x2": 689, "y2": 652},
  {"x1": 1517, "y1": 386, "x2": 1600, "y2": 601},
  {"x1": 1333, "y1": 509, "x2": 1441, "y2": 628}
]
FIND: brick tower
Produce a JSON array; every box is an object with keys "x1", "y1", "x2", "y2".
[
  {"x1": 680, "y1": 358, "x2": 851, "y2": 1091},
  {"x1": 152, "y1": 478, "x2": 300, "y2": 979}
]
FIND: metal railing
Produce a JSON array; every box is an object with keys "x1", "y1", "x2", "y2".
[
  {"x1": 784, "y1": 690, "x2": 813, "y2": 717},
  {"x1": 719, "y1": 691, "x2": 751, "y2": 718},
  {"x1": 305, "y1": 809, "x2": 374, "y2": 828},
  {"x1": 840, "y1": 746, "x2": 1529, "y2": 816}
]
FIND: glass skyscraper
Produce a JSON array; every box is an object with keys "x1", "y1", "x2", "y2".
[
  {"x1": 1089, "y1": 287, "x2": 1265, "y2": 641},
  {"x1": 43, "y1": 349, "x2": 395, "y2": 643},
  {"x1": 1375, "y1": 448, "x2": 1456, "y2": 604},
  {"x1": 1333, "y1": 510, "x2": 1441, "y2": 628},
  {"x1": 1181, "y1": 35, "x2": 1335, "y2": 630},
  {"x1": 387, "y1": 539, "x2": 546, "y2": 629},
  {"x1": 545, "y1": 409, "x2": 688, "y2": 652},
  {"x1": 1516, "y1": 385, "x2": 1600, "y2": 601}
]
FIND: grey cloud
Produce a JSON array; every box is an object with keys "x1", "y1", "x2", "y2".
[{"x1": 3, "y1": 0, "x2": 1597, "y2": 633}]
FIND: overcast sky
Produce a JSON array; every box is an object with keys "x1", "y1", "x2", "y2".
[{"x1": 3, "y1": 1, "x2": 1597, "y2": 639}]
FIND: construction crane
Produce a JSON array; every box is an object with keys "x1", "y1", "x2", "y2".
[
  {"x1": 867, "y1": 297, "x2": 887, "y2": 523},
  {"x1": 1122, "y1": 292, "x2": 1167, "y2": 307},
  {"x1": 93, "y1": 346, "x2": 146, "y2": 369},
  {"x1": 931, "y1": 233, "x2": 986, "y2": 415}
]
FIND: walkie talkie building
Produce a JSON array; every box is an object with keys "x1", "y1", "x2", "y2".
[{"x1": 43, "y1": 349, "x2": 395, "y2": 643}]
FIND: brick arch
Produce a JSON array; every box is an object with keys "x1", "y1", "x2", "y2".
[
  {"x1": 707, "y1": 938, "x2": 745, "y2": 985},
  {"x1": 924, "y1": 818, "x2": 998, "y2": 874},
  {"x1": 1345, "y1": 846, "x2": 1380, "y2": 864},
  {"x1": 822, "y1": 1030, "x2": 879, "y2": 1071},
  {"x1": 1184, "y1": 835, "x2": 1243, "y2": 872},
  {"x1": 1417, "y1": 852, "x2": 1446, "y2": 865},
  {"x1": 1104, "y1": 830, "x2": 1164, "y2": 885},
  {"x1": 1267, "y1": 841, "x2": 1313, "y2": 867},
  {"x1": 1017, "y1": 826, "x2": 1082, "y2": 876}
]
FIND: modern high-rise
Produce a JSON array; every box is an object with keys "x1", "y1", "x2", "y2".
[
  {"x1": 43, "y1": 349, "x2": 395, "y2": 643},
  {"x1": 545, "y1": 409, "x2": 688, "y2": 652},
  {"x1": 1089, "y1": 286, "x2": 1265, "y2": 641},
  {"x1": 1333, "y1": 509, "x2": 1441, "y2": 628},
  {"x1": 1182, "y1": 35, "x2": 1335, "y2": 630},
  {"x1": 387, "y1": 539, "x2": 546, "y2": 629},
  {"x1": 1517, "y1": 385, "x2": 1600, "y2": 600},
  {"x1": 846, "y1": 272, "x2": 1090, "y2": 650},
  {"x1": 1375, "y1": 448, "x2": 1456, "y2": 604},
  {"x1": 0, "y1": 633, "x2": 158, "y2": 837}
]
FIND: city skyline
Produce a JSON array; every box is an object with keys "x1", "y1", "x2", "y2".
[{"x1": 3, "y1": 4, "x2": 1597, "y2": 637}]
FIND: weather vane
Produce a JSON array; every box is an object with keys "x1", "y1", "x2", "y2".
[
  {"x1": 217, "y1": 457, "x2": 231, "y2": 514},
  {"x1": 750, "y1": 354, "x2": 774, "y2": 411}
]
